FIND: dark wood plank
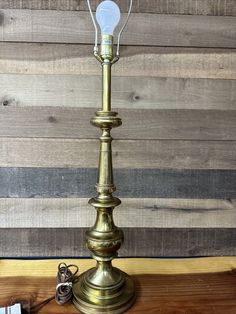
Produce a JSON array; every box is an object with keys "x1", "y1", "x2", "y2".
[
  {"x1": 0, "y1": 0, "x2": 235, "y2": 16},
  {"x1": 0, "y1": 10, "x2": 235, "y2": 48},
  {"x1": 0, "y1": 228, "x2": 236, "y2": 257},
  {"x1": 0, "y1": 107, "x2": 235, "y2": 140},
  {"x1": 1, "y1": 74, "x2": 236, "y2": 109},
  {"x1": 1, "y1": 43, "x2": 235, "y2": 80},
  {"x1": 0, "y1": 168, "x2": 235, "y2": 198}
]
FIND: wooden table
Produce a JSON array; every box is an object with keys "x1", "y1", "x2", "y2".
[{"x1": 1, "y1": 258, "x2": 236, "y2": 313}]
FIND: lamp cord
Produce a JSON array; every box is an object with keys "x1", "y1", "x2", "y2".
[
  {"x1": 26, "y1": 263, "x2": 79, "y2": 313},
  {"x1": 55, "y1": 263, "x2": 79, "y2": 305}
]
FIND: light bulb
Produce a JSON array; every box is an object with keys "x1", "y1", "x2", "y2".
[{"x1": 96, "y1": 0, "x2": 121, "y2": 36}]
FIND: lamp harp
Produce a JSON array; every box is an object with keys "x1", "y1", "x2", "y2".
[{"x1": 72, "y1": 1, "x2": 136, "y2": 313}]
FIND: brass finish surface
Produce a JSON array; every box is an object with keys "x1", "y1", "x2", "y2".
[
  {"x1": 73, "y1": 270, "x2": 135, "y2": 314},
  {"x1": 72, "y1": 34, "x2": 136, "y2": 313}
]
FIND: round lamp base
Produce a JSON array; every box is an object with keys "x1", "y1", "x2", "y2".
[{"x1": 72, "y1": 268, "x2": 136, "y2": 314}]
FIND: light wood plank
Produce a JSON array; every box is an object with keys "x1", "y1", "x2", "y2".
[
  {"x1": 0, "y1": 228, "x2": 235, "y2": 256},
  {"x1": 0, "y1": 107, "x2": 235, "y2": 140},
  {"x1": 2, "y1": 257, "x2": 236, "y2": 277},
  {"x1": 1, "y1": 75, "x2": 236, "y2": 110},
  {"x1": 1, "y1": 43, "x2": 235, "y2": 80},
  {"x1": 0, "y1": 0, "x2": 235, "y2": 16},
  {"x1": 0, "y1": 10, "x2": 235, "y2": 47},
  {"x1": 0, "y1": 138, "x2": 235, "y2": 170},
  {"x1": 0, "y1": 198, "x2": 235, "y2": 228}
]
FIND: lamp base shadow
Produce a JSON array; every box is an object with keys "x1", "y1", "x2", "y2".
[{"x1": 72, "y1": 267, "x2": 136, "y2": 314}]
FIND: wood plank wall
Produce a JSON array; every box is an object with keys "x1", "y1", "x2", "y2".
[{"x1": 0, "y1": 0, "x2": 235, "y2": 257}]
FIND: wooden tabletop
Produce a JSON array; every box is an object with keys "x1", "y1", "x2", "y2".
[{"x1": 1, "y1": 258, "x2": 236, "y2": 313}]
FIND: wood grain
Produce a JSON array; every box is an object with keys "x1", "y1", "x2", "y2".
[
  {"x1": 0, "y1": 0, "x2": 235, "y2": 263},
  {"x1": 0, "y1": 43, "x2": 235, "y2": 80},
  {"x1": 1, "y1": 270, "x2": 236, "y2": 312},
  {"x1": 1, "y1": 272, "x2": 236, "y2": 313},
  {"x1": 3, "y1": 257, "x2": 236, "y2": 277},
  {"x1": 0, "y1": 0, "x2": 235, "y2": 16},
  {"x1": 1, "y1": 74, "x2": 236, "y2": 110},
  {"x1": 0, "y1": 107, "x2": 235, "y2": 140},
  {"x1": 0, "y1": 198, "x2": 235, "y2": 228},
  {"x1": 0, "y1": 167, "x2": 235, "y2": 198},
  {"x1": 0, "y1": 228, "x2": 236, "y2": 256},
  {"x1": 0, "y1": 10, "x2": 235, "y2": 47},
  {"x1": 0, "y1": 138, "x2": 235, "y2": 169}
]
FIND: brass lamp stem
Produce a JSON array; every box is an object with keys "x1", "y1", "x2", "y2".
[
  {"x1": 102, "y1": 62, "x2": 111, "y2": 112},
  {"x1": 72, "y1": 35, "x2": 136, "y2": 314}
]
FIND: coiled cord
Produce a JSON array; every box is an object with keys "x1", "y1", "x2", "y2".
[
  {"x1": 29, "y1": 262, "x2": 79, "y2": 313},
  {"x1": 55, "y1": 263, "x2": 79, "y2": 305}
]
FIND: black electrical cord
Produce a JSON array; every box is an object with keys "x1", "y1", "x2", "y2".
[{"x1": 28, "y1": 262, "x2": 79, "y2": 313}]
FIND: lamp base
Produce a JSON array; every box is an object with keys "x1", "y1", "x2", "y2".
[{"x1": 72, "y1": 267, "x2": 136, "y2": 314}]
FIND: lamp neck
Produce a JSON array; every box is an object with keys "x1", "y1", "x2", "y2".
[
  {"x1": 97, "y1": 34, "x2": 113, "y2": 112},
  {"x1": 100, "y1": 34, "x2": 114, "y2": 61}
]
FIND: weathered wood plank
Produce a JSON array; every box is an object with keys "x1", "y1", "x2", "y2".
[
  {"x1": 0, "y1": 168, "x2": 235, "y2": 198},
  {"x1": 1, "y1": 43, "x2": 235, "y2": 80},
  {"x1": 1, "y1": 74, "x2": 236, "y2": 110},
  {"x1": 0, "y1": 107, "x2": 235, "y2": 140},
  {"x1": 0, "y1": 0, "x2": 235, "y2": 16},
  {"x1": 0, "y1": 138, "x2": 235, "y2": 170},
  {"x1": 0, "y1": 228, "x2": 235, "y2": 256},
  {"x1": 0, "y1": 10, "x2": 235, "y2": 48},
  {"x1": 0, "y1": 198, "x2": 235, "y2": 228}
]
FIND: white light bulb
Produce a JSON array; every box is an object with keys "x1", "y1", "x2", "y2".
[{"x1": 96, "y1": 0, "x2": 121, "y2": 36}]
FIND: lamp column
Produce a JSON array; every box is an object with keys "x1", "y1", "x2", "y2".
[{"x1": 72, "y1": 34, "x2": 136, "y2": 314}]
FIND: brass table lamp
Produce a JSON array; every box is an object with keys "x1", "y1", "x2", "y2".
[{"x1": 72, "y1": 1, "x2": 136, "y2": 313}]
